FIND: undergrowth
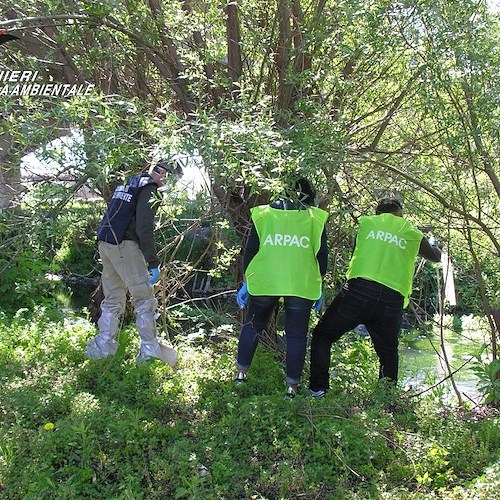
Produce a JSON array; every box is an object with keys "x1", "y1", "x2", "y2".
[{"x1": 0, "y1": 306, "x2": 498, "y2": 499}]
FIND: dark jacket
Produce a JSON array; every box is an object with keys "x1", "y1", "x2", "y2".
[
  {"x1": 123, "y1": 183, "x2": 162, "y2": 269},
  {"x1": 98, "y1": 174, "x2": 161, "y2": 269},
  {"x1": 418, "y1": 237, "x2": 441, "y2": 263}
]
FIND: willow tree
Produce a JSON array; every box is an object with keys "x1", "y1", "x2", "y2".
[{"x1": 1, "y1": 1, "x2": 497, "y2": 349}]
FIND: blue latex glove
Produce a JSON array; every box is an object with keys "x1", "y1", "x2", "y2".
[
  {"x1": 236, "y1": 282, "x2": 249, "y2": 309},
  {"x1": 149, "y1": 267, "x2": 160, "y2": 285},
  {"x1": 313, "y1": 294, "x2": 323, "y2": 313}
]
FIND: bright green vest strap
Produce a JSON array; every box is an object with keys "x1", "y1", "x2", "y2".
[
  {"x1": 246, "y1": 205, "x2": 328, "y2": 300},
  {"x1": 346, "y1": 214, "x2": 423, "y2": 308}
]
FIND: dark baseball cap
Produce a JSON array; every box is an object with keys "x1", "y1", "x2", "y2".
[
  {"x1": 153, "y1": 159, "x2": 183, "y2": 176},
  {"x1": 0, "y1": 30, "x2": 19, "y2": 44}
]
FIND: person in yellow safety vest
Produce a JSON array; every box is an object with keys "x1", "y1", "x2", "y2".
[
  {"x1": 309, "y1": 198, "x2": 442, "y2": 398},
  {"x1": 235, "y1": 178, "x2": 329, "y2": 398}
]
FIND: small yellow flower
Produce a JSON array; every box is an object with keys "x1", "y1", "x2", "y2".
[{"x1": 43, "y1": 422, "x2": 54, "y2": 431}]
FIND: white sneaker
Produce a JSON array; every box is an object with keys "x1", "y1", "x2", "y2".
[{"x1": 310, "y1": 389, "x2": 326, "y2": 398}]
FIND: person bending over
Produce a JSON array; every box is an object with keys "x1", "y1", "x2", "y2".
[
  {"x1": 235, "y1": 178, "x2": 329, "y2": 398},
  {"x1": 86, "y1": 159, "x2": 181, "y2": 366},
  {"x1": 309, "y1": 197, "x2": 441, "y2": 397}
]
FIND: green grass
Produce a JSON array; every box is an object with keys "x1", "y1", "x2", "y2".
[{"x1": 0, "y1": 306, "x2": 499, "y2": 499}]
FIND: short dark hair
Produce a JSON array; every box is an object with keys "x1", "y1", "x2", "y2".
[
  {"x1": 375, "y1": 197, "x2": 403, "y2": 215},
  {"x1": 295, "y1": 178, "x2": 316, "y2": 206}
]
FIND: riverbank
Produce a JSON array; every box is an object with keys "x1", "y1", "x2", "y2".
[{"x1": 0, "y1": 305, "x2": 498, "y2": 498}]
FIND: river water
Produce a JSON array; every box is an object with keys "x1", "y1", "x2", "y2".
[{"x1": 399, "y1": 317, "x2": 490, "y2": 404}]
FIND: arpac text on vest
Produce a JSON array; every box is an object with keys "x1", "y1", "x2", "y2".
[
  {"x1": 263, "y1": 233, "x2": 310, "y2": 248},
  {"x1": 366, "y1": 230, "x2": 407, "y2": 249}
]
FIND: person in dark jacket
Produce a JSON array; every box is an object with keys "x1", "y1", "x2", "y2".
[
  {"x1": 235, "y1": 178, "x2": 329, "y2": 398},
  {"x1": 309, "y1": 198, "x2": 442, "y2": 397},
  {"x1": 85, "y1": 159, "x2": 181, "y2": 365}
]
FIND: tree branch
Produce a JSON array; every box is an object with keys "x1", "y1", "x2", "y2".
[
  {"x1": 366, "y1": 66, "x2": 425, "y2": 151},
  {"x1": 225, "y1": 0, "x2": 242, "y2": 91},
  {"x1": 354, "y1": 152, "x2": 500, "y2": 255}
]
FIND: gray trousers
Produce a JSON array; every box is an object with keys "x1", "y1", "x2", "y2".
[{"x1": 85, "y1": 240, "x2": 176, "y2": 366}]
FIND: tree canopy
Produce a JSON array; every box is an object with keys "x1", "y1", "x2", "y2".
[{"x1": 0, "y1": 0, "x2": 498, "y2": 342}]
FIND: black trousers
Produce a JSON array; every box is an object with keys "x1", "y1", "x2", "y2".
[
  {"x1": 309, "y1": 278, "x2": 403, "y2": 391},
  {"x1": 237, "y1": 295, "x2": 314, "y2": 385}
]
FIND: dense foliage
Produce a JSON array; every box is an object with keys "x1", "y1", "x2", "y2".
[
  {"x1": 0, "y1": 2, "x2": 498, "y2": 495},
  {"x1": 0, "y1": 307, "x2": 498, "y2": 498},
  {"x1": 1, "y1": 0, "x2": 497, "y2": 318}
]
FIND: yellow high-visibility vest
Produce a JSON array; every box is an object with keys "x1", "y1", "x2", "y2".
[
  {"x1": 347, "y1": 213, "x2": 423, "y2": 307},
  {"x1": 246, "y1": 205, "x2": 328, "y2": 300}
]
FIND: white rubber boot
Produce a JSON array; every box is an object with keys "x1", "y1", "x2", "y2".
[
  {"x1": 135, "y1": 300, "x2": 177, "y2": 367},
  {"x1": 85, "y1": 311, "x2": 120, "y2": 359}
]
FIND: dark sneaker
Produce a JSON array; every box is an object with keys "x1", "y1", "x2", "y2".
[
  {"x1": 310, "y1": 389, "x2": 326, "y2": 398},
  {"x1": 285, "y1": 386, "x2": 297, "y2": 399},
  {"x1": 235, "y1": 371, "x2": 247, "y2": 383}
]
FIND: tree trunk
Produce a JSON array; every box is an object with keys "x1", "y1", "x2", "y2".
[
  {"x1": 0, "y1": 133, "x2": 21, "y2": 209},
  {"x1": 225, "y1": 0, "x2": 242, "y2": 94}
]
